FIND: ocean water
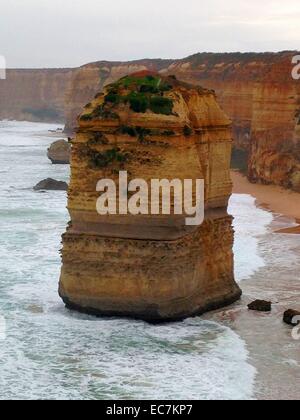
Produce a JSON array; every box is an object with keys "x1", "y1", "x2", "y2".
[
  {"x1": 229, "y1": 194, "x2": 273, "y2": 282},
  {"x1": 0, "y1": 121, "x2": 264, "y2": 400}
]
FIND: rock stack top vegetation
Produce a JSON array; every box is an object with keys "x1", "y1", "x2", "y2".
[{"x1": 79, "y1": 71, "x2": 211, "y2": 122}]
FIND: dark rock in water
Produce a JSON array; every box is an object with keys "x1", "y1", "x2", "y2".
[
  {"x1": 33, "y1": 178, "x2": 68, "y2": 191},
  {"x1": 248, "y1": 300, "x2": 272, "y2": 312},
  {"x1": 283, "y1": 309, "x2": 300, "y2": 326},
  {"x1": 47, "y1": 139, "x2": 71, "y2": 164}
]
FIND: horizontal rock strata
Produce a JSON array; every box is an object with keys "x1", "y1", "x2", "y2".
[
  {"x1": 59, "y1": 73, "x2": 241, "y2": 321},
  {"x1": 2, "y1": 52, "x2": 299, "y2": 190},
  {"x1": 63, "y1": 52, "x2": 300, "y2": 190}
]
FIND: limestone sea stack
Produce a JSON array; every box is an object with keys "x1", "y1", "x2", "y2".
[
  {"x1": 59, "y1": 72, "x2": 241, "y2": 321},
  {"x1": 47, "y1": 139, "x2": 71, "y2": 164}
]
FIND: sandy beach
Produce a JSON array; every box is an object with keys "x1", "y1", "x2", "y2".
[
  {"x1": 231, "y1": 171, "x2": 300, "y2": 234},
  {"x1": 204, "y1": 180, "x2": 300, "y2": 400}
]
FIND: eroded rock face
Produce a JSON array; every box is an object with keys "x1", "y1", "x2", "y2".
[
  {"x1": 63, "y1": 52, "x2": 300, "y2": 191},
  {"x1": 63, "y1": 60, "x2": 174, "y2": 133},
  {"x1": 2, "y1": 53, "x2": 299, "y2": 190},
  {"x1": 0, "y1": 68, "x2": 74, "y2": 122},
  {"x1": 47, "y1": 140, "x2": 71, "y2": 164},
  {"x1": 247, "y1": 54, "x2": 300, "y2": 191},
  {"x1": 59, "y1": 72, "x2": 241, "y2": 321}
]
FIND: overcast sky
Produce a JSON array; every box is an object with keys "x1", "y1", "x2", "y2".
[{"x1": 1, "y1": 0, "x2": 300, "y2": 68}]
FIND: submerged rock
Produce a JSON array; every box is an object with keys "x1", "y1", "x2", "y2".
[
  {"x1": 34, "y1": 178, "x2": 68, "y2": 191},
  {"x1": 47, "y1": 139, "x2": 71, "y2": 164},
  {"x1": 59, "y1": 72, "x2": 241, "y2": 322},
  {"x1": 283, "y1": 309, "x2": 300, "y2": 326},
  {"x1": 248, "y1": 300, "x2": 272, "y2": 312},
  {"x1": 27, "y1": 304, "x2": 44, "y2": 314}
]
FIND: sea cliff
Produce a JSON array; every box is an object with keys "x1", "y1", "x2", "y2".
[
  {"x1": 0, "y1": 68, "x2": 74, "y2": 122},
  {"x1": 63, "y1": 52, "x2": 300, "y2": 190},
  {"x1": 1, "y1": 52, "x2": 299, "y2": 190}
]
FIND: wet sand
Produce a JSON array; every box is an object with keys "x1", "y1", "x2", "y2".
[
  {"x1": 231, "y1": 171, "x2": 300, "y2": 234},
  {"x1": 204, "y1": 176, "x2": 300, "y2": 400}
]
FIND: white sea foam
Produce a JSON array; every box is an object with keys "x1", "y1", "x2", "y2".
[
  {"x1": 0, "y1": 121, "x2": 257, "y2": 400},
  {"x1": 229, "y1": 194, "x2": 273, "y2": 282}
]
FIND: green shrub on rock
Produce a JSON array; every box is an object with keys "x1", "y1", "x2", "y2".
[
  {"x1": 149, "y1": 97, "x2": 173, "y2": 115},
  {"x1": 104, "y1": 93, "x2": 121, "y2": 105},
  {"x1": 127, "y1": 93, "x2": 148, "y2": 113},
  {"x1": 90, "y1": 148, "x2": 128, "y2": 168}
]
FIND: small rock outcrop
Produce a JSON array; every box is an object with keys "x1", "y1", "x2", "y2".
[
  {"x1": 34, "y1": 178, "x2": 68, "y2": 191},
  {"x1": 248, "y1": 300, "x2": 272, "y2": 312},
  {"x1": 59, "y1": 72, "x2": 241, "y2": 322},
  {"x1": 47, "y1": 140, "x2": 71, "y2": 164},
  {"x1": 283, "y1": 309, "x2": 300, "y2": 326}
]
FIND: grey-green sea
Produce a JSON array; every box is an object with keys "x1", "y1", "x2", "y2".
[{"x1": 0, "y1": 121, "x2": 299, "y2": 400}]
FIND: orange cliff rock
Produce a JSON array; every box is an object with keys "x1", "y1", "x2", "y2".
[
  {"x1": 63, "y1": 60, "x2": 173, "y2": 133},
  {"x1": 59, "y1": 73, "x2": 241, "y2": 322},
  {"x1": 247, "y1": 56, "x2": 300, "y2": 191},
  {"x1": 0, "y1": 68, "x2": 75, "y2": 122},
  {"x1": 2, "y1": 52, "x2": 299, "y2": 190},
  {"x1": 62, "y1": 52, "x2": 300, "y2": 191}
]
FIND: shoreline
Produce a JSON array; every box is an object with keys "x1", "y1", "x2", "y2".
[
  {"x1": 231, "y1": 171, "x2": 300, "y2": 234},
  {"x1": 206, "y1": 186, "x2": 300, "y2": 400}
]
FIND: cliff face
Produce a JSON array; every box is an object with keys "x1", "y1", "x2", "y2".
[
  {"x1": 162, "y1": 53, "x2": 262, "y2": 154},
  {"x1": 2, "y1": 52, "x2": 299, "y2": 190},
  {"x1": 62, "y1": 52, "x2": 300, "y2": 190},
  {"x1": 0, "y1": 68, "x2": 74, "y2": 122},
  {"x1": 169, "y1": 53, "x2": 300, "y2": 190},
  {"x1": 64, "y1": 59, "x2": 172, "y2": 132},
  {"x1": 59, "y1": 72, "x2": 241, "y2": 321},
  {"x1": 247, "y1": 56, "x2": 300, "y2": 190}
]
